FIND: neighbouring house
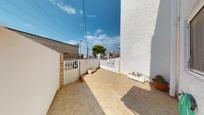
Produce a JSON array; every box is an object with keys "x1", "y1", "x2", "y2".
[
  {"x1": 7, "y1": 27, "x2": 79, "y2": 60},
  {"x1": 120, "y1": 0, "x2": 204, "y2": 114}
]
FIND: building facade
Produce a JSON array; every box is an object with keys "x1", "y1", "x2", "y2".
[{"x1": 121, "y1": 0, "x2": 204, "y2": 114}]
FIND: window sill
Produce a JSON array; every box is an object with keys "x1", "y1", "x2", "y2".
[{"x1": 185, "y1": 68, "x2": 204, "y2": 81}]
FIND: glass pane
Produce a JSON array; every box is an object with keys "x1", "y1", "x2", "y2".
[{"x1": 190, "y1": 7, "x2": 204, "y2": 73}]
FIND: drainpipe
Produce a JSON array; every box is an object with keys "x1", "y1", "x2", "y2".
[
  {"x1": 176, "y1": 0, "x2": 181, "y2": 96},
  {"x1": 175, "y1": 0, "x2": 181, "y2": 96},
  {"x1": 170, "y1": 0, "x2": 180, "y2": 97}
]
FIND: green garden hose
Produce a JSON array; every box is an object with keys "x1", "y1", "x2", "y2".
[{"x1": 178, "y1": 93, "x2": 196, "y2": 115}]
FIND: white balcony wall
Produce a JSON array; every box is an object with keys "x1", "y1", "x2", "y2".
[
  {"x1": 0, "y1": 27, "x2": 60, "y2": 115},
  {"x1": 120, "y1": 0, "x2": 171, "y2": 82},
  {"x1": 100, "y1": 58, "x2": 120, "y2": 73},
  {"x1": 79, "y1": 59, "x2": 100, "y2": 75}
]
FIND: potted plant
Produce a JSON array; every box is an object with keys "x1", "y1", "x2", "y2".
[{"x1": 152, "y1": 75, "x2": 169, "y2": 91}]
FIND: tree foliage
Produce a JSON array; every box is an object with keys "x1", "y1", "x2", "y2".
[{"x1": 92, "y1": 45, "x2": 106, "y2": 57}]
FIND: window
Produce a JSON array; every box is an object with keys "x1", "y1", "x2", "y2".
[{"x1": 190, "y1": 6, "x2": 204, "y2": 75}]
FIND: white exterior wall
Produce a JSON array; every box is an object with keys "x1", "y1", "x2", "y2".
[
  {"x1": 120, "y1": 0, "x2": 172, "y2": 82},
  {"x1": 179, "y1": 0, "x2": 204, "y2": 114},
  {"x1": 0, "y1": 27, "x2": 60, "y2": 115}
]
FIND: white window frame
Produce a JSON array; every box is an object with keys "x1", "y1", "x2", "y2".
[{"x1": 185, "y1": 0, "x2": 204, "y2": 79}]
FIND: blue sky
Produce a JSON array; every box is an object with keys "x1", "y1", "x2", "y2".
[{"x1": 0, "y1": 0, "x2": 120, "y2": 55}]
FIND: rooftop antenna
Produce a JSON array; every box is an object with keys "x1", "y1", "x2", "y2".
[{"x1": 82, "y1": 0, "x2": 89, "y2": 58}]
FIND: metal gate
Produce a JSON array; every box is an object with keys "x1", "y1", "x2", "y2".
[{"x1": 64, "y1": 60, "x2": 80, "y2": 85}]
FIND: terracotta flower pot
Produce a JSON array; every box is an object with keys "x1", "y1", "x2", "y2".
[{"x1": 153, "y1": 80, "x2": 169, "y2": 91}]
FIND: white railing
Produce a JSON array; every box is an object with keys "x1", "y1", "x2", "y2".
[{"x1": 100, "y1": 58, "x2": 120, "y2": 73}]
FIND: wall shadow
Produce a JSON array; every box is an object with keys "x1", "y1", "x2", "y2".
[
  {"x1": 121, "y1": 86, "x2": 178, "y2": 115},
  {"x1": 150, "y1": 0, "x2": 171, "y2": 82}
]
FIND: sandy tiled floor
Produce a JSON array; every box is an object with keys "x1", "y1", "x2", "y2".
[{"x1": 47, "y1": 69, "x2": 178, "y2": 115}]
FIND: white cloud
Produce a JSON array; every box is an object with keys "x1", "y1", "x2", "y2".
[
  {"x1": 66, "y1": 40, "x2": 79, "y2": 45},
  {"x1": 88, "y1": 14, "x2": 96, "y2": 18},
  {"x1": 85, "y1": 35, "x2": 96, "y2": 41},
  {"x1": 49, "y1": 0, "x2": 76, "y2": 15},
  {"x1": 85, "y1": 34, "x2": 108, "y2": 41},
  {"x1": 57, "y1": 4, "x2": 76, "y2": 15},
  {"x1": 85, "y1": 28, "x2": 105, "y2": 41},
  {"x1": 84, "y1": 29, "x2": 120, "y2": 51},
  {"x1": 95, "y1": 28, "x2": 103, "y2": 35}
]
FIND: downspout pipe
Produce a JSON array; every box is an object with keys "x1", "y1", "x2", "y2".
[
  {"x1": 170, "y1": 0, "x2": 180, "y2": 97},
  {"x1": 175, "y1": 0, "x2": 181, "y2": 96}
]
